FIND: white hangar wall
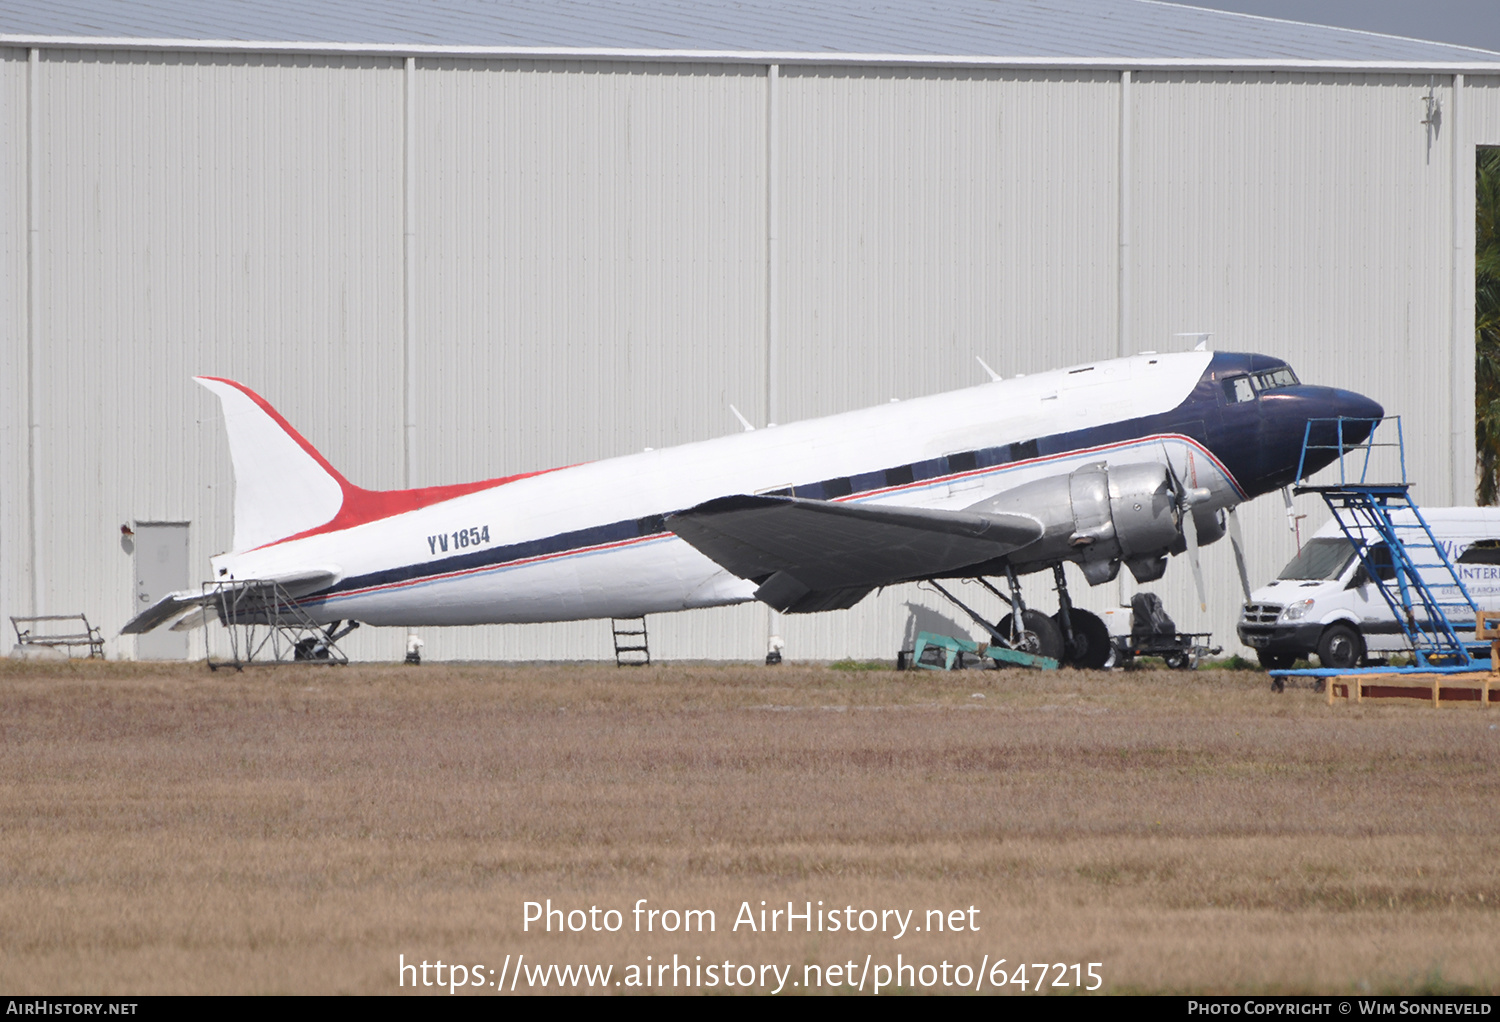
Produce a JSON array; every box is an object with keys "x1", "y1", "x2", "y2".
[
  {"x1": 407, "y1": 59, "x2": 774, "y2": 661},
  {"x1": 3, "y1": 48, "x2": 1499, "y2": 661},
  {"x1": 0, "y1": 52, "x2": 26, "y2": 662},
  {"x1": 0, "y1": 48, "x2": 412, "y2": 662}
]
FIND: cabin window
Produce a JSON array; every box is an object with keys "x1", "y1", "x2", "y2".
[
  {"x1": 1363, "y1": 542, "x2": 1397, "y2": 581},
  {"x1": 1009, "y1": 439, "x2": 1040, "y2": 462},
  {"x1": 1458, "y1": 539, "x2": 1500, "y2": 565},
  {"x1": 821, "y1": 477, "x2": 853, "y2": 499},
  {"x1": 946, "y1": 451, "x2": 977, "y2": 473}
]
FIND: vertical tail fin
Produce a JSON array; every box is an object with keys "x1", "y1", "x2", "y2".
[{"x1": 196, "y1": 377, "x2": 349, "y2": 551}]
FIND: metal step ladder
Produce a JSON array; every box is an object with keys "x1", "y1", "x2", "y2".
[
  {"x1": 1293, "y1": 416, "x2": 1478, "y2": 669},
  {"x1": 611, "y1": 616, "x2": 650, "y2": 667}
]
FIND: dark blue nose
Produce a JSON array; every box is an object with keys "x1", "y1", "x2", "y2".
[
  {"x1": 1328, "y1": 388, "x2": 1385, "y2": 434},
  {"x1": 1246, "y1": 384, "x2": 1385, "y2": 489},
  {"x1": 1300, "y1": 387, "x2": 1385, "y2": 450}
]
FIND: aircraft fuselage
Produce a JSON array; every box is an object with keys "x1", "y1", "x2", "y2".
[{"x1": 206, "y1": 350, "x2": 1381, "y2": 627}]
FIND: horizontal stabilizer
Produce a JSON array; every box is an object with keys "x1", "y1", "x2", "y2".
[
  {"x1": 252, "y1": 568, "x2": 344, "y2": 597},
  {"x1": 666, "y1": 495, "x2": 1042, "y2": 610},
  {"x1": 168, "y1": 607, "x2": 212, "y2": 632},
  {"x1": 120, "y1": 569, "x2": 341, "y2": 635},
  {"x1": 121, "y1": 591, "x2": 209, "y2": 635}
]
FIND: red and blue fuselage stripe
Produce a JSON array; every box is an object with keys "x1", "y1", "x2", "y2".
[{"x1": 300, "y1": 416, "x2": 1246, "y2": 609}]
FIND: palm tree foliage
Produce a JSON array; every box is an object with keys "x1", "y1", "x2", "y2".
[{"x1": 1477, "y1": 148, "x2": 1500, "y2": 504}]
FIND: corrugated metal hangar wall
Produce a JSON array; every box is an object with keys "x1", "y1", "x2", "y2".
[{"x1": 4, "y1": 47, "x2": 1500, "y2": 661}]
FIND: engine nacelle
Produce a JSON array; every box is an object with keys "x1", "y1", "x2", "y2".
[{"x1": 966, "y1": 461, "x2": 1185, "y2": 584}]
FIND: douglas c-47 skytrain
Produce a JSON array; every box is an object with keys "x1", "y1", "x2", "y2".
[{"x1": 123, "y1": 350, "x2": 1382, "y2": 668}]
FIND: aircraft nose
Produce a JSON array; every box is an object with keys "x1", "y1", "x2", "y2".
[
  {"x1": 1281, "y1": 385, "x2": 1386, "y2": 480},
  {"x1": 1265, "y1": 385, "x2": 1383, "y2": 433},
  {"x1": 1224, "y1": 375, "x2": 1388, "y2": 495},
  {"x1": 1323, "y1": 388, "x2": 1385, "y2": 445},
  {"x1": 1330, "y1": 388, "x2": 1384, "y2": 423}
]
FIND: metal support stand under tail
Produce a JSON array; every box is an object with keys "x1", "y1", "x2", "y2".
[{"x1": 204, "y1": 579, "x2": 354, "y2": 670}]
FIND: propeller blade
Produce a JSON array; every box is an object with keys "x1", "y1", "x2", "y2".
[
  {"x1": 1162, "y1": 448, "x2": 1185, "y2": 500},
  {"x1": 1225, "y1": 506, "x2": 1252, "y2": 601},
  {"x1": 1163, "y1": 447, "x2": 1207, "y2": 609},
  {"x1": 1182, "y1": 504, "x2": 1207, "y2": 611}
]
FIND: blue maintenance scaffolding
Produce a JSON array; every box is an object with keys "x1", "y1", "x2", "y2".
[{"x1": 1271, "y1": 417, "x2": 1483, "y2": 682}]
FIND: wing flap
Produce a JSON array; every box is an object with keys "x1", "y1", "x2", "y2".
[
  {"x1": 666, "y1": 495, "x2": 1042, "y2": 608},
  {"x1": 752, "y1": 571, "x2": 875, "y2": 613}
]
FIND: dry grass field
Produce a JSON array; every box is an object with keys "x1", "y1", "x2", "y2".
[{"x1": 1, "y1": 657, "x2": 1497, "y2": 995}]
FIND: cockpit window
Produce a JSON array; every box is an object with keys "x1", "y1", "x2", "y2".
[
  {"x1": 1224, "y1": 376, "x2": 1256, "y2": 403},
  {"x1": 1251, "y1": 367, "x2": 1299, "y2": 391},
  {"x1": 1277, "y1": 537, "x2": 1357, "y2": 580},
  {"x1": 1222, "y1": 367, "x2": 1299, "y2": 404}
]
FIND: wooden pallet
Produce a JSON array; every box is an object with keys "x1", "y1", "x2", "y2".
[
  {"x1": 1327, "y1": 611, "x2": 1500, "y2": 707},
  {"x1": 1327, "y1": 673, "x2": 1495, "y2": 707}
]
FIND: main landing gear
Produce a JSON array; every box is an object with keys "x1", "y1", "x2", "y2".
[
  {"x1": 1047, "y1": 563, "x2": 1112, "y2": 670},
  {"x1": 927, "y1": 564, "x2": 1112, "y2": 670}
]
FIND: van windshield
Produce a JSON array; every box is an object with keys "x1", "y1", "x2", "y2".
[{"x1": 1277, "y1": 537, "x2": 1357, "y2": 580}]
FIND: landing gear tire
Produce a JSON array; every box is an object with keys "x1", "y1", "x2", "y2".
[
  {"x1": 1317, "y1": 624, "x2": 1364, "y2": 670},
  {"x1": 997, "y1": 610, "x2": 1065, "y2": 664},
  {"x1": 1053, "y1": 609, "x2": 1112, "y2": 670},
  {"x1": 1257, "y1": 650, "x2": 1296, "y2": 671}
]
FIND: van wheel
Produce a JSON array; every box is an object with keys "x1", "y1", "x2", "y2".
[
  {"x1": 1317, "y1": 624, "x2": 1364, "y2": 670},
  {"x1": 1256, "y1": 650, "x2": 1296, "y2": 671}
]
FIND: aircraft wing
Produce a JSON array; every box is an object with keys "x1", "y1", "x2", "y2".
[
  {"x1": 120, "y1": 568, "x2": 341, "y2": 634},
  {"x1": 666, "y1": 494, "x2": 1042, "y2": 613}
]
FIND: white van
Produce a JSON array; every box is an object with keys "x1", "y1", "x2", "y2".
[{"x1": 1236, "y1": 508, "x2": 1500, "y2": 669}]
